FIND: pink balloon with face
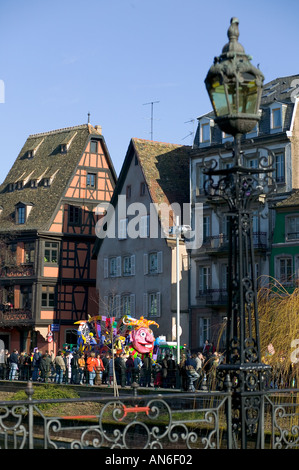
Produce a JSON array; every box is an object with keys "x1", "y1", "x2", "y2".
[{"x1": 131, "y1": 327, "x2": 155, "y2": 354}]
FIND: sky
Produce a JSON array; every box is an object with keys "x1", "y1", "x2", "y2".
[{"x1": 0, "y1": 0, "x2": 298, "y2": 182}]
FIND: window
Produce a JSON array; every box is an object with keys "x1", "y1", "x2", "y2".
[
  {"x1": 41, "y1": 286, "x2": 55, "y2": 308},
  {"x1": 149, "y1": 252, "x2": 158, "y2": 274},
  {"x1": 109, "y1": 256, "x2": 121, "y2": 277},
  {"x1": 123, "y1": 255, "x2": 135, "y2": 276},
  {"x1": 196, "y1": 165, "x2": 209, "y2": 195},
  {"x1": 126, "y1": 185, "x2": 131, "y2": 198},
  {"x1": 61, "y1": 144, "x2": 67, "y2": 154},
  {"x1": 24, "y1": 242, "x2": 35, "y2": 264},
  {"x1": 275, "y1": 256, "x2": 293, "y2": 284},
  {"x1": 274, "y1": 153, "x2": 285, "y2": 183},
  {"x1": 118, "y1": 218, "x2": 128, "y2": 239},
  {"x1": 140, "y1": 182, "x2": 146, "y2": 196},
  {"x1": 144, "y1": 251, "x2": 163, "y2": 275},
  {"x1": 31, "y1": 180, "x2": 38, "y2": 189},
  {"x1": 199, "y1": 265, "x2": 211, "y2": 293},
  {"x1": 140, "y1": 215, "x2": 149, "y2": 238},
  {"x1": 87, "y1": 173, "x2": 96, "y2": 188},
  {"x1": 44, "y1": 242, "x2": 58, "y2": 263},
  {"x1": 148, "y1": 292, "x2": 160, "y2": 317},
  {"x1": 201, "y1": 122, "x2": 210, "y2": 143},
  {"x1": 90, "y1": 140, "x2": 98, "y2": 153},
  {"x1": 203, "y1": 215, "x2": 210, "y2": 243},
  {"x1": 17, "y1": 206, "x2": 25, "y2": 224},
  {"x1": 43, "y1": 178, "x2": 50, "y2": 187},
  {"x1": 109, "y1": 257, "x2": 117, "y2": 277},
  {"x1": 20, "y1": 285, "x2": 32, "y2": 309},
  {"x1": 121, "y1": 294, "x2": 135, "y2": 317},
  {"x1": 199, "y1": 317, "x2": 210, "y2": 348},
  {"x1": 220, "y1": 264, "x2": 229, "y2": 290},
  {"x1": 69, "y1": 205, "x2": 81, "y2": 226},
  {"x1": 286, "y1": 216, "x2": 299, "y2": 240},
  {"x1": 272, "y1": 108, "x2": 282, "y2": 129}
]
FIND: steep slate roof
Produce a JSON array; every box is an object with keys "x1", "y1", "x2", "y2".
[
  {"x1": 194, "y1": 74, "x2": 299, "y2": 147},
  {"x1": 0, "y1": 124, "x2": 116, "y2": 232},
  {"x1": 93, "y1": 138, "x2": 191, "y2": 256},
  {"x1": 132, "y1": 138, "x2": 190, "y2": 210}
]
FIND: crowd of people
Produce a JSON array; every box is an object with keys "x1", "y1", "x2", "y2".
[
  {"x1": 8, "y1": 339, "x2": 298, "y2": 391},
  {"x1": 0, "y1": 340, "x2": 223, "y2": 391}
]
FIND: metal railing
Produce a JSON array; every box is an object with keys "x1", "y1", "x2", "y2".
[{"x1": 0, "y1": 382, "x2": 298, "y2": 449}]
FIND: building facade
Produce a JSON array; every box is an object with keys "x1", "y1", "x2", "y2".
[
  {"x1": 270, "y1": 190, "x2": 299, "y2": 291},
  {"x1": 0, "y1": 124, "x2": 116, "y2": 354},
  {"x1": 93, "y1": 138, "x2": 191, "y2": 346},
  {"x1": 189, "y1": 74, "x2": 299, "y2": 351}
]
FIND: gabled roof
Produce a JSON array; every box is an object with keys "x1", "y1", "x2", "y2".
[
  {"x1": 0, "y1": 124, "x2": 116, "y2": 232},
  {"x1": 93, "y1": 138, "x2": 191, "y2": 256},
  {"x1": 132, "y1": 138, "x2": 190, "y2": 210}
]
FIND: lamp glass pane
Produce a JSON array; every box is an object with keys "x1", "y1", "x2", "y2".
[
  {"x1": 209, "y1": 80, "x2": 229, "y2": 116},
  {"x1": 239, "y1": 81, "x2": 258, "y2": 114}
]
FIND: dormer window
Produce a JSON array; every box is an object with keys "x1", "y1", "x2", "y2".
[
  {"x1": 270, "y1": 102, "x2": 287, "y2": 133},
  {"x1": 27, "y1": 150, "x2": 34, "y2": 159},
  {"x1": 60, "y1": 144, "x2": 67, "y2": 153},
  {"x1": 16, "y1": 205, "x2": 25, "y2": 224},
  {"x1": 198, "y1": 117, "x2": 213, "y2": 146},
  {"x1": 272, "y1": 108, "x2": 282, "y2": 129},
  {"x1": 201, "y1": 123, "x2": 210, "y2": 143},
  {"x1": 15, "y1": 202, "x2": 34, "y2": 225}
]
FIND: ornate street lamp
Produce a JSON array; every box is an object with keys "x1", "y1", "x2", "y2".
[
  {"x1": 203, "y1": 18, "x2": 275, "y2": 449},
  {"x1": 205, "y1": 17, "x2": 264, "y2": 137}
]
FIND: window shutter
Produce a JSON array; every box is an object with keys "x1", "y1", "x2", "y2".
[
  {"x1": 104, "y1": 258, "x2": 108, "y2": 278},
  {"x1": 143, "y1": 253, "x2": 148, "y2": 275},
  {"x1": 116, "y1": 256, "x2": 121, "y2": 277},
  {"x1": 157, "y1": 292, "x2": 161, "y2": 316},
  {"x1": 157, "y1": 251, "x2": 163, "y2": 273},
  {"x1": 131, "y1": 255, "x2": 135, "y2": 275},
  {"x1": 130, "y1": 294, "x2": 135, "y2": 316},
  {"x1": 143, "y1": 293, "x2": 148, "y2": 316}
]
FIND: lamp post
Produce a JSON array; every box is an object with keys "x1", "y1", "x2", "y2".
[
  {"x1": 170, "y1": 218, "x2": 191, "y2": 367},
  {"x1": 203, "y1": 18, "x2": 275, "y2": 449}
]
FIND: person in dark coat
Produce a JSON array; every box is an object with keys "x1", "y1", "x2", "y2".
[
  {"x1": 40, "y1": 352, "x2": 52, "y2": 382},
  {"x1": 142, "y1": 353, "x2": 153, "y2": 387},
  {"x1": 115, "y1": 353, "x2": 126, "y2": 387},
  {"x1": 125, "y1": 355, "x2": 134, "y2": 386}
]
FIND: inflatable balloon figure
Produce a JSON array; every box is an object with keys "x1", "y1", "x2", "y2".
[
  {"x1": 74, "y1": 314, "x2": 159, "y2": 358},
  {"x1": 124, "y1": 316, "x2": 159, "y2": 358}
]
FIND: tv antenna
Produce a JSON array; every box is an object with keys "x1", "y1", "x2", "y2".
[
  {"x1": 143, "y1": 100, "x2": 160, "y2": 140},
  {"x1": 182, "y1": 118, "x2": 196, "y2": 147}
]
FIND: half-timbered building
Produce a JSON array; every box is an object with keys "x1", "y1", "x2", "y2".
[{"x1": 0, "y1": 124, "x2": 116, "y2": 354}]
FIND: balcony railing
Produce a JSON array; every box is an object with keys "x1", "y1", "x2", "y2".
[
  {"x1": 0, "y1": 263, "x2": 35, "y2": 278},
  {"x1": 0, "y1": 307, "x2": 33, "y2": 325},
  {"x1": 199, "y1": 231, "x2": 267, "y2": 252},
  {"x1": 198, "y1": 289, "x2": 228, "y2": 306}
]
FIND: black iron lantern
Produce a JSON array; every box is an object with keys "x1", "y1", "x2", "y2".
[{"x1": 205, "y1": 17, "x2": 264, "y2": 136}]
